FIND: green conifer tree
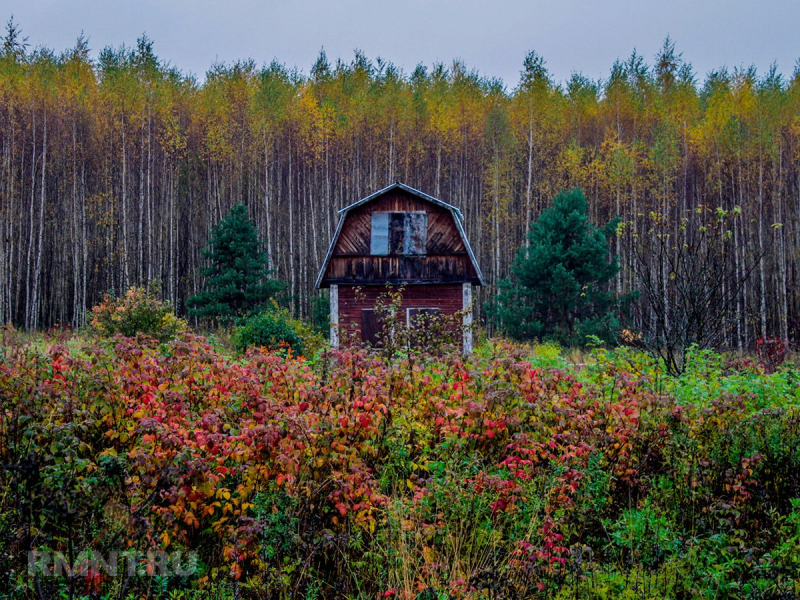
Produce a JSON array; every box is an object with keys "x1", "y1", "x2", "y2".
[
  {"x1": 492, "y1": 188, "x2": 621, "y2": 345},
  {"x1": 188, "y1": 205, "x2": 280, "y2": 323}
]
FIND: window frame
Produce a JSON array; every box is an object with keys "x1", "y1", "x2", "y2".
[
  {"x1": 406, "y1": 307, "x2": 441, "y2": 328},
  {"x1": 369, "y1": 211, "x2": 428, "y2": 257}
]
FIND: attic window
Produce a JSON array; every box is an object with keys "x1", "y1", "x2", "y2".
[{"x1": 370, "y1": 212, "x2": 427, "y2": 256}]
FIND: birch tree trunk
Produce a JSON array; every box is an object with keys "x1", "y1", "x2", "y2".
[
  {"x1": 121, "y1": 122, "x2": 129, "y2": 289},
  {"x1": 31, "y1": 110, "x2": 47, "y2": 330},
  {"x1": 758, "y1": 155, "x2": 767, "y2": 338}
]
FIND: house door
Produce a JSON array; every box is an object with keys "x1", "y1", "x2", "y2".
[{"x1": 361, "y1": 309, "x2": 386, "y2": 346}]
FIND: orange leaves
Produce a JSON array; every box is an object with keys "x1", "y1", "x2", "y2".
[{"x1": 183, "y1": 511, "x2": 200, "y2": 528}]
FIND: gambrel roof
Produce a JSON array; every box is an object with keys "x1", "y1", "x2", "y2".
[{"x1": 315, "y1": 182, "x2": 485, "y2": 288}]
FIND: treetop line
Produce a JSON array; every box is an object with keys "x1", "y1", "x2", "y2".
[{"x1": 0, "y1": 23, "x2": 798, "y2": 349}]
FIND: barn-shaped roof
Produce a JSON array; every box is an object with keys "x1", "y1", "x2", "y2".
[
  {"x1": 315, "y1": 182, "x2": 485, "y2": 288},
  {"x1": 337, "y1": 182, "x2": 465, "y2": 219}
]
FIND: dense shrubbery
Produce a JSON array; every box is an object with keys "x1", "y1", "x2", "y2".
[
  {"x1": 231, "y1": 309, "x2": 326, "y2": 357},
  {"x1": 1, "y1": 334, "x2": 799, "y2": 598},
  {"x1": 231, "y1": 310, "x2": 302, "y2": 355},
  {"x1": 90, "y1": 286, "x2": 186, "y2": 342}
]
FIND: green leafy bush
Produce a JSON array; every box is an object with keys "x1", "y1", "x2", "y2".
[
  {"x1": 530, "y1": 341, "x2": 567, "y2": 370},
  {"x1": 254, "y1": 484, "x2": 300, "y2": 562},
  {"x1": 288, "y1": 316, "x2": 327, "y2": 357},
  {"x1": 90, "y1": 285, "x2": 185, "y2": 342},
  {"x1": 311, "y1": 289, "x2": 330, "y2": 336},
  {"x1": 607, "y1": 501, "x2": 681, "y2": 568},
  {"x1": 232, "y1": 310, "x2": 304, "y2": 355}
]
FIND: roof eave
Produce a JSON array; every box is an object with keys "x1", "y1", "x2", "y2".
[{"x1": 314, "y1": 214, "x2": 346, "y2": 289}]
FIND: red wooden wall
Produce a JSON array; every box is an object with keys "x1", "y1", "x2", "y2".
[{"x1": 337, "y1": 284, "x2": 463, "y2": 343}]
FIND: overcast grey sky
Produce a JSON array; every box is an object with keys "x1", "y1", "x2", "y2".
[{"x1": 4, "y1": 0, "x2": 798, "y2": 87}]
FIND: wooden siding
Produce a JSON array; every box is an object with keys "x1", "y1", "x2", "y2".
[
  {"x1": 319, "y1": 188, "x2": 478, "y2": 286},
  {"x1": 337, "y1": 284, "x2": 463, "y2": 343},
  {"x1": 324, "y1": 254, "x2": 475, "y2": 284}
]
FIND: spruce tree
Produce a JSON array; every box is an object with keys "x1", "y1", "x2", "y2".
[
  {"x1": 188, "y1": 205, "x2": 280, "y2": 323},
  {"x1": 493, "y1": 188, "x2": 621, "y2": 345}
]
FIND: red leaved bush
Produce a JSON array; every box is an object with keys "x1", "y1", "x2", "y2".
[{"x1": 1, "y1": 337, "x2": 799, "y2": 597}]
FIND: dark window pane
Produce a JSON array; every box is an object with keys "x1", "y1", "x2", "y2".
[
  {"x1": 404, "y1": 212, "x2": 428, "y2": 255},
  {"x1": 389, "y1": 212, "x2": 406, "y2": 255}
]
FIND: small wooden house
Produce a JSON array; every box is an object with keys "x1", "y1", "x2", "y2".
[{"x1": 315, "y1": 183, "x2": 484, "y2": 352}]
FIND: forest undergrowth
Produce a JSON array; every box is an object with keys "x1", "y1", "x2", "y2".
[{"x1": 1, "y1": 329, "x2": 799, "y2": 599}]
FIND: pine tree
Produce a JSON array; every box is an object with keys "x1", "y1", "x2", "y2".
[
  {"x1": 188, "y1": 205, "x2": 280, "y2": 323},
  {"x1": 492, "y1": 188, "x2": 621, "y2": 345}
]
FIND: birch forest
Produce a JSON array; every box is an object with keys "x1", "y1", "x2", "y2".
[{"x1": 1, "y1": 24, "x2": 799, "y2": 347}]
